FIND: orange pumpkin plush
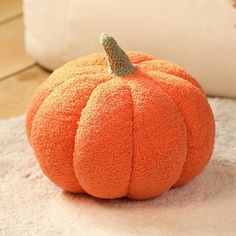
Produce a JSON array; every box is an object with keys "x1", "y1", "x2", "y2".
[{"x1": 26, "y1": 33, "x2": 215, "y2": 200}]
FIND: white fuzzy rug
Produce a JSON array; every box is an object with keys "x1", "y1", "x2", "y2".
[{"x1": 0, "y1": 98, "x2": 236, "y2": 236}]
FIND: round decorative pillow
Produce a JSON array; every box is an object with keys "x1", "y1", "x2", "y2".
[{"x1": 26, "y1": 33, "x2": 215, "y2": 200}]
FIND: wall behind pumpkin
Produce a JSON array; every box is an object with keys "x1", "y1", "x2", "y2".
[{"x1": 23, "y1": 0, "x2": 236, "y2": 98}]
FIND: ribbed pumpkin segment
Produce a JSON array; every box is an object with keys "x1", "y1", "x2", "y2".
[
  {"x1": 73, "y1": 79, "x2": 133, "y2": 199},
  {"x1": 145, "y1": 70, "x2": 215, "y2": 186},
  {"x1": 26, "y1": 68, "x2": 73, "y2": 142},
  {"x1": 139, "y1": 59, "x2": 204, "y2": 93},
  {"x1": 30, "y1": 73, "x2": 112, "y2": 192},
  {"x1": 126, "y1": 78, "x2": 187, "y2": 200},
  {"x1": 26, "y1": 65, "x2": 107, "y2": 142}
]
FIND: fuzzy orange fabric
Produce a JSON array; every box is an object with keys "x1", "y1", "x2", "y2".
[{"x1": 26, "y1": 34, "x2": 215, "y2": 200}]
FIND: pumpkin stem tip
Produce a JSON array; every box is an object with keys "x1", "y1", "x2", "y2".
[
  {"x1": 100, "y1": 32, "x2": 135, "y2": 76},
  {"x1": 100, "y1": 33, "x2": 112, "y2": 45}
]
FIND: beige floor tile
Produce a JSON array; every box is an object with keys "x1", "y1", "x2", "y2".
[
  {"x1": 0, "y1": 17, "x2": 35, "y2": 79},
  {"x1": 0, "y1": 0, "x2": 22, "y2": 23}
]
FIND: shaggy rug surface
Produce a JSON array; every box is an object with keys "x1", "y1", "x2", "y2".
[{"x1": 0, "y1": 98, "x2": 236, "y2": 235}]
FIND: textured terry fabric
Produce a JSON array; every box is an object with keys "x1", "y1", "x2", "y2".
[
  {"x1": 26, "y1": 66, "x2": 107, "y2": 141},
  {"x1": 30, "y1": 73, "x2": 113, "y2": 192},
  {"x1": 26, "y1": 51, "x2": 215, "y2": 200},
  {"x1": 139, "y1": 60, "x2": 204, "y2": 93},
  {"x1": 144, "y1": 71, "x2": 215, "y2": 185},
  {"x1": 126, "y1": 74, "x2": 187, "y2": 199},
  {"x1": 74, "y1": 79, "x2": 133, "y2": 198}
]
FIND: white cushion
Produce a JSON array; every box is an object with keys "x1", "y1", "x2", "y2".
[{"x1": 23, "y1": 0, "x2": 236, "y2": 97}]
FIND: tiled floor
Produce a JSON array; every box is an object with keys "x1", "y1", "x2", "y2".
[{"x1": 0, "y1": 0, "x2": 50, "y2": 119}]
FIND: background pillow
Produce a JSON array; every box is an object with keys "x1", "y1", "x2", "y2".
[{"x1": 23, "y1": 0, "x2": 236, "y2": 97}]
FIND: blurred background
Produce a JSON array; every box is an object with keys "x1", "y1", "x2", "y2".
[
  {"x1": 0, "y1": 0, "x2": 236, "y2": 120},
  {"x1": 0, "y1": 0, "x2": 49, "y2": 119}
]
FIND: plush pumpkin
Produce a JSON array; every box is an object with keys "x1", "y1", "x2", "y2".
[{"x1": 26, "y1": 33, "x2": 215, "y2": 200}]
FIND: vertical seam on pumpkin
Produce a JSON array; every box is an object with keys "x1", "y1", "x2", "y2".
[
  {"x1": 29, "y1": 79, "x2": 66, "y2": 142},
  {"x1": 72, "y1": 78, "x2": 113, "y2": 191},
  {"x1": 28, "y1": 75, "x2": 81, "y2": 191},
  {"x1": 139, "y1": 71, "x2": 189, "y2": 185},
  {"x1": 28, "y1": 68, "x2": 104, "y2": 141},
  {"x1": 29, "y1": 72, "x2": 111, "y2": 192},
  {"x1": 126, "y1": 85, "x2": 135, "y2": 196}
]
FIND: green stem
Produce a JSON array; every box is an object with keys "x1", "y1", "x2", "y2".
[{"x1": 100, "y1": 33, "x2": 136, "y2": 76}]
